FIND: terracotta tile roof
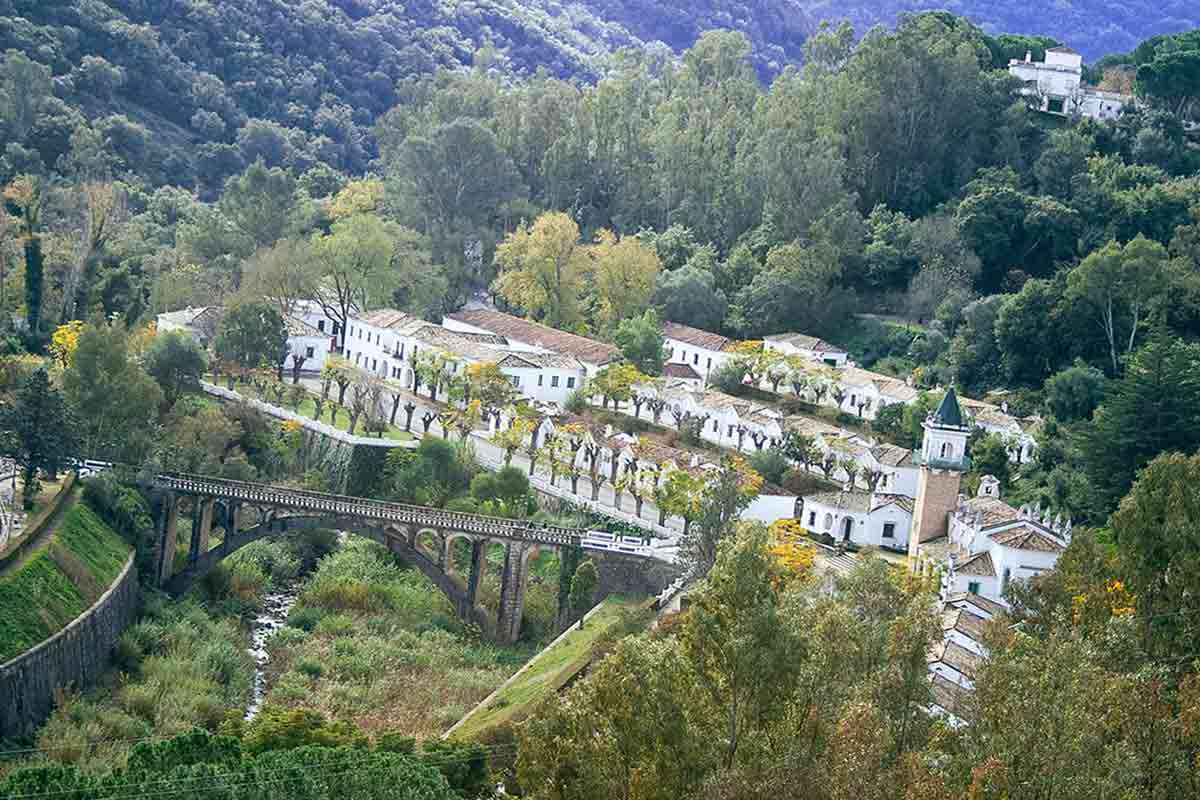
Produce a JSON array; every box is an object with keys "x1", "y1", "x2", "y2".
[
  {"x1": 805, "y1": 490, "x2": 872, "y2": 513},
  {"x1": 872, "y1": 494, "x2": 914, "y2": 514},
  {"x1": 764, "y1": 332, "x2": 845, "y2": 353},
  {"x1": 662, "y1": 321, "x2": 732, "y2": 352},
  {"x1": 945, "y1": 592, "x2": 1008, "y2": 619},
  {"x1": 357, "y1": 308, "x2": 416, "y2": 330},
  {"x1": 929, "y1": 673, "x2": 973, "y2": 721},
  {"x1": 285, "y1": 316, "x2": 324, "y2": 337},
  {"x1": 870, "y1": 443, "x2": 913, "y2": 467},
  {"x1": 929, "y1": 639, "x2": 982, "y2": 681},
  {"x1": 943, "y1": 607, "x2": 988, "y2": 641},
  {"x1": 989, "y1": 524, "x2": 1066, "y2": 553},
  {"x1": 447, "y1": 309, "x2": 619, "y2": 366},
  {"x1": 663, "y1": 362, "x2": 702, "y2": 380},
  {"x1": 955, "y1": 550, "x2": 996, "y2": 577},
  {"x1": 961, "y1": 497, "x2": 1020, "y2": 528}
]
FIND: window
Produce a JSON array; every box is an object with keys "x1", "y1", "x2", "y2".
[
  {"x1": 693, "y1": 353, "x2": 699, "y2": 365},
  {"x1": 398, "y1": 344, "x2": 404, "y2": 358},
  {"x1": 713, "y1": 420, "x2": 719, "y2": 432},
  {"x1": 706, "y1": 357, "x2": 712, "y2": 370},
  {"x1": 882, "y1": 523, "x2": 895, "y2": 539},
  {"x1": 305, "y1": 346, "x2": 314, "y2": 358},
  {"x1": 551, "y1": 375, "x2": 560, "y2": 388},
  {"x1": 808, "y1": 511, "x2": 816, "y2": 526},
  {"x1": 940, "y1": 442, "x2": 950, "y2": 459},
  {"x1": 354, "y1": 354, "x2": 361, "y2": 365},
  {"x1": 509, "y1": 376, "x2": 519, "y2": 387},
  {"x1": 823, "y1": 513, "x2": 833, "y2": 530},
  {"x1": 537, "y1": 375, "x2": 544, "y2": 387},
  {"x1": 728, "y1": 425, "x2": 734, "y2": 437},
  {"x1": 567, "y1": 377, "x2": 576, "y2": 389},
  {"x1": 850, "y1": 393, "x2": 856, "y2": 406},
  {"x1": 317, "y1": 320, "x2": 325, "y2": 332},
  {"x1": 967, "y1": 581, "x2": 981, "y2": 595},
  {"x1": 371, "y1": 359, "x2": 377, "y2": 371}
]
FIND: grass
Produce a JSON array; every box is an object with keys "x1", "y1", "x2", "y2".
[
  {"x1": 262, "y1": 539, "x2": 554, "y2": 739},
  {"x1": 450, "y1": 595, "x2": 651, "y2": 740},
  {"x1": 0, "y1": 501, "x2": 131, "y2": 663},
  {"x1": 24, "y1": 597, "x2": 256, "y2": 773},
  {"x1": 207, "y1": 374, "x2": 414, "y2": 442}
]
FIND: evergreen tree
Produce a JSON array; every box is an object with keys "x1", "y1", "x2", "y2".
[
  {"x1": 568, "y1": 559, "x2": 598, "y2": 628},
  {"x1": 1080, "y1": 328, "x2": 1200, "y2": 511},
  {"x1": 0, "y1": 368, "x2": 76, "y2": 508}
]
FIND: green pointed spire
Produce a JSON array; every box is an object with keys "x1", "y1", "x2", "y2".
[{"x1": 933, "y1": 387, "x2": 964, "y2": 427}]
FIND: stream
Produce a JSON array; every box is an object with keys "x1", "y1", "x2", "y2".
[{"x1": 244, "y1": 586, "x2": 299, "y2": 720}]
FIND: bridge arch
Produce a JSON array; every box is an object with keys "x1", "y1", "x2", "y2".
[{"x1": 163, "y1": 514, "x2": 469, "y2": 624}]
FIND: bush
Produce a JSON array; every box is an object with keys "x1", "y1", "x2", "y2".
[
  {"x1": 295, "y1": 657, "x2": 326, "y2": 678},
  {"x1": 747, "y1": 448, "x2": 790, "y2": 486},
  {"x1": 709, "y1": 360, "x2": 747, "y2": 395},
  {"x1": 287, "y1": 606, "x2": 326, "y2": 632}
]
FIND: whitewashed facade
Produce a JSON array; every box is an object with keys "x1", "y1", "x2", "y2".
[
  {"x1": 797, "y1": 490, "x2": 913, "y2": 551},
  {"x1": 1009, "y1": 46, "x2": 1130, "y2": 121},
  {"x1": 764, "y1": 332, "x2": 849, "y2": 368}
]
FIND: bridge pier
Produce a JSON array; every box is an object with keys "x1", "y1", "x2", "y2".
[
  {"x1": 156, "y1": 493, "x2": 179, "y2": 586},
  {"x1": 460, "y1": 540, "x2": 486, "y2": 620},
  {"x1": 188, "y1": 499, "x2": 214, "y2": 566},
  {"x1": 497, "y1": 542, "x2": 531, "y2": 644}
]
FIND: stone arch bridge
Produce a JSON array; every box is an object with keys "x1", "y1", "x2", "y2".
[{"x1": 152, "y1": 472, "x2": 675, "y2": 643}]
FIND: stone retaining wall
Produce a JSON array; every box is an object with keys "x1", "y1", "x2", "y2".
[{"x1": 0, "y1": 553, "x2": 139, "y2": 738}]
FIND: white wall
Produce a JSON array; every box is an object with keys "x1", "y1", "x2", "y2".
[
  {"x1": 664, "y1": 337, "x2": 728, "y2": 382},
  {"x1": 744, "y1": 494, "x2": 799, "y2": 524}
]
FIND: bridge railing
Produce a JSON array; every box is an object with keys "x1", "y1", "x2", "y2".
[{"x1": 154, "y1": 471, "x2": 586, "y2": 547}]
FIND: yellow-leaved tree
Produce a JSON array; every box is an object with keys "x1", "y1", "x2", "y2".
[
  {"x1": 49, "y1": 320, "x2": 84, "y2": 368},
  {"x1": 493, "y1": 212, "x2": 587, "y2": 330},
  {"x1": 588, "y1": 229, "x2": 660, "y2": 331}
]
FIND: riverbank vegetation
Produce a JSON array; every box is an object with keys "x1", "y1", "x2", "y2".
[{"x1": 261, "y1": 539, "x2": 553, "y2": 739}]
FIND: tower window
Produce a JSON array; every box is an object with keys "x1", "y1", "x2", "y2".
[{"x1": 940, "y1": 442, "x2": 951, "y2": 459}]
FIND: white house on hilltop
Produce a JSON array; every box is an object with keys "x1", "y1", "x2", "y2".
[{"x1": 1008, "y1": 46, "x2": 1130, "y2": 121}]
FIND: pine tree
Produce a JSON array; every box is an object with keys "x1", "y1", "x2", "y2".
[
  {"x1": 1081, "y1": 328, "x2": 1200, "y2": 511},
  {"x1": 0, "y1": 368, "x2": 77, "y2": 508}
]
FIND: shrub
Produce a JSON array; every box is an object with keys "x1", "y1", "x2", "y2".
[
  {"x1": 294, "y1": 657, "x2": 325, "y2": 678},
  {"x1": 287, "y1": 606, "x2": 326, "y2": 632},
  {"x1": 747, "y1": 448, "x2": 790, "y2": 486}
]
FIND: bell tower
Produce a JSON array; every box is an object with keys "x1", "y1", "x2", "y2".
[{"x1": 909, "y1": 388, "x2": 971, "y2": 557}]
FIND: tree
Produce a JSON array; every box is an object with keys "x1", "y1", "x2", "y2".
[
  {"x1": 948, "y1": 295, "x2": 1008, "y2": 396},
  {"x1": 48, "y1": 321, "x2": 84, "y2": 369},
  {"x1": 1067, "y1": 236, "x2": 1171, "y2": 374},
  {"x1": 493, "y1": 212, "x2": 587, "y2": 329},
  {"x1": 219, "y1": 158, "x2": 297, "y2": 249},
  {"x1": 0, "y1": 368, "x2": 75, "y2": 508},
  {"x1": 728, "y1": 241, "x2": 845, "y2": 338},
  {"x1": 62, "y1": 322, "x2": 161, "y2": 461},
  {"x1": 1081, "y1": 329, "x2": 1200, "y2": 511},
  {"x1": 236, "y1": 238, "x2": 318, "y2": 320},
  {"x1": 591, "y1": 363, "x2": 644, "y2": 410},
  {"x1": 568, "y1": 559, "x2": 599, "y2": 628},
  {"x1": 309, "y1": 214, "x2": 399, "y2": 351},
  {"x1": 679, "y1": 456, "x2": 763, "y2": 577},
  {"x1": 613, "y1": 309, "x2": 666, "y2": 376},
  {"x1": 144, "y1": 330, "x2": 208, "y2": 407},
  {"x1": 652, "y1": 264, "x2": 728, "y2": 332},
  {"x1": 214, "y1": 302, "x2": 287, "y2": 377},
  {"x1": 465, "y1": 362, "x2": 518, "y2": 421},
  {"x1": 591, "y1": 230, "x2": 660, "y2": 331},
  {"x1": 1044, "y1": 360, "x2": 1107, "y2": 421},
  {"x1": 1111, "y1": 452, "x2": 1200, "y2": 662},
  {"x1": 680, "y1": 523, "x2": 795, "y2": 769},
  {"x1": 4, "y1": 176, "x2": 45, "y2": 344}
]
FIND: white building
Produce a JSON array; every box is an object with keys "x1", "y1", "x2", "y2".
[
  {"x1": 960, "y1": 396, "x2": 1041, "y2": 464},
  {"x1": 764, "y1": 332, "x2": 849, "y2": 368},
  {"x1": 155, "y1": 306, "x2": 223, "y2": 347},
  {"x1": 344, "y1": 309, "x2": 586, "y2": 407},
  {"x1": 284, "y1": 317, "x2": 333, "y2": 375},
  {"x1": 443, "y1": 307, "x2": 619, "y2": 378},
  {"x1": 1008, "y1": 46, "x2": 1130, "y2": 121},
  {"x1": 797, "y1": 489, "x2": 913, "y2": 551},
  {"x1": 942, "y1": 476, "x2": 1070, "y2": 602},
  {"x1": 661, "y1": 321, "x2": 736, "y2": 384}
]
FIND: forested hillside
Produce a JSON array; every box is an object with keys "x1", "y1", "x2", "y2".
[{"x1": 804, "y1": 1, "x2": 1200, "y2": 61}]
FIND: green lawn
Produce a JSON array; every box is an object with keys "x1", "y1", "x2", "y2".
[
  {"x1": 450, "y1": 595, "x2": 651, "y2": 740},
  {"x1": 0, "y1": 501, "x2": 131, "y2": 662},
  {"x1": 208, "y1": 376, "x2": 414, "y2": 442}
]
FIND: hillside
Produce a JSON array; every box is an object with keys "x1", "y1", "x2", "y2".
[
  {"x1": 5, "y1": 0, "x2": 1195, "y2": 193},
  {"x1": 799, "y1": 1, "x2": 1200, "y2": 61}
]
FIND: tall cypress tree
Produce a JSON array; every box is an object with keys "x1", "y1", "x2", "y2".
[{"x1": 23, "y1": 235, "x2": 42, "y2": 342}]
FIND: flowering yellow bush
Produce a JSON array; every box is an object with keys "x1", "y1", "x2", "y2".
[
  {"x1": 49, "y1": 320, "x2": 85, "y2": 368},
  {"x1": 768, "y1": 518, "x2": 815, "y2": 585},
  {"x1": 281, "y1": 419, "x2": 303, "y2": 435},
  {"x1": 1071, "y1": 578, "x2": 1136, "y2": 626}
]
